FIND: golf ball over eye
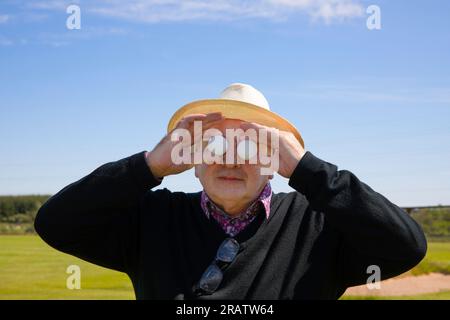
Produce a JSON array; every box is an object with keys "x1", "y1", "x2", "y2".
[
  {"x1": 237, "y1": 139, "x2": 258, "y2": 160},
  {"x1": 206, "y1": 135, "x2": 228, "y2": 156}
]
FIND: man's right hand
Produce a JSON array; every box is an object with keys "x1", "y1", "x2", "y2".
[{"x1": 145, "y1": 112, "x2": 224, "y2": 179}]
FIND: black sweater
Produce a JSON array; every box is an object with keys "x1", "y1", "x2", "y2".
[{"x1": 34, "y1": 151, "x2": 427, "y2": 300}]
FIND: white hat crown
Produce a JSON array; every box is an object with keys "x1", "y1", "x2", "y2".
[{"x1": 219, "y1": 83, "x2": 270, "y2": 110}]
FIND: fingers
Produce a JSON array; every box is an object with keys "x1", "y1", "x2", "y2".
[
  {"x1": 177, "y1": 112, "x2": 223, "y2": 143},
  {"x1": 238, "y1": 121, "x2": 279, "y2": 151},
  {"x1": 204, "y1": 112, "x2": 223, "y2": 122},
  {"x1": 177, "y1": 112, "x2": 223, "y2": 130},
  {"x1": 193, "y1": 116, "x2": 225, "y2": 145},
  {"x1": 170, "y1": 113, "x2": 224, "y2": 156},
  {"x1": 239, "y1": 121, "x2": 278, "y2": 136}
]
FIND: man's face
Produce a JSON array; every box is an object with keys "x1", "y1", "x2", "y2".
[{"x1": 194, "y1": 119, "x2": 272, "y2": 207}]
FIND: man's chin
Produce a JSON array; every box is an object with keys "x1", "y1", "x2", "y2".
[
  {"x1": 214, "y1": 180, "x2": 246, "y2": 193},
  {"x1": 211, "y1": 187, "x2": 245, "y2": 199}
]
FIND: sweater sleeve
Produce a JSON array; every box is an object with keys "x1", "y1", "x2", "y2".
[
  {"x1": 288, "y1": 151, "x2": 427, "y2": 289},
  {"x1": 34, "y1": 151, "x2": 162, "y2": 275}
]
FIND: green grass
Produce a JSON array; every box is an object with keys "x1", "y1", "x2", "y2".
[
  {"x1": 0, "y1": 235, "x2": 134, "y2": 299},
  {"x1": 341, "y1": 291, "x2": 450, "y2": 300},
  {"x1": 0, "y1": 236, "x2": 449, "y2": 300},
  {"x1": 409, "y1": 242, "x2": 450, "y2": 275}
]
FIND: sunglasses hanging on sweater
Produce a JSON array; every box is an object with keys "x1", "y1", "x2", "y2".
[{"x1": 193, "y1": 238, "x2": 240, "y2": 296}]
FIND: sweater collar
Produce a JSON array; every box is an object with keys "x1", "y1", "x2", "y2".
[{"x1": 200, "y1": 183, "x2": 272, "y2": 220}]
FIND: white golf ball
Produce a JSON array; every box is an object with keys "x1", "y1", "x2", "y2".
[
  {"x1": 237, "y1": 139, "x2": 258, "y2": 160},
  {"x1": 206, "y1": 135, "x2": 228, "y2": 156}
]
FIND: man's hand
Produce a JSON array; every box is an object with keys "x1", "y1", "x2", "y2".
[
  {"x1": 146, "y1": 112, "x2": 224, "y2": 179},
  {"x1": 239, "y1": 122, "x2": 306, "y2": 179}
]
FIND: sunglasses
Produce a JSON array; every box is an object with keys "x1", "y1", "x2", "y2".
[{"x1": 193, "y1": 238, "x2": 240, "y2": 295}]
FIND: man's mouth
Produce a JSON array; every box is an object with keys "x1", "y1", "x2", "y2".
[{"x1": 217, "y1": 176, "x2": 244, "y2": 181}]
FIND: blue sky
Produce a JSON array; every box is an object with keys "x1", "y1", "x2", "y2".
[{"x1": 1, "y1": 0, "x2": 449, "y2": 206}]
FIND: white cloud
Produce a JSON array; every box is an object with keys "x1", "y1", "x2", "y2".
[
  {"x1": 26, "y1": 0, "x2": 75, "y2": 11},
  {"x1": 3, "y1": 0, "x2": 364, "y2": 46},
  {"x1": 269, "y1": 0, "x2": 364, "y2": 22},
  {"x1": 88, "y1": 0, "x2": 278, "y2": 23},
  {"x1": 23, "y1": 0, "x2": 365, "y2": 24}
]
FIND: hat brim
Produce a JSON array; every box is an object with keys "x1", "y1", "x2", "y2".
[{"x1": 167, "y1": 99, "x2": 304, "y2": 148}]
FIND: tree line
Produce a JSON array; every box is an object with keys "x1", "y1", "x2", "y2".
[{"x1": 0, "y1": 195, "x2": 50, "y2": 234}]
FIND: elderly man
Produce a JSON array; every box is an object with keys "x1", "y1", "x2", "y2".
[{"x1": 35, "y1": 83, "x2": 427, "y2": 300}]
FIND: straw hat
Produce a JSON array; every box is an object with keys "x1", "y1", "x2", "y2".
[{"x1": 167, "y1": 83, "x2": 304, "y2": 147}]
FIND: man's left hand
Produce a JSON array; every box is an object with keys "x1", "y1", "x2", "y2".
[{"x1": 239, "y1": 122, "x2": 306, "y2": 179}]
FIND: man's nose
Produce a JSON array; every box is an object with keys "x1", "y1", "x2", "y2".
[
  {"x1": 222, "y1": 149, "x2": 240, "y2": 167},
  {"x1": 223, "y1": 139, "x2": 243, "y2": 167},
  {"x1": 224, "y1": 161, "x2": 240, "y2": 169}
]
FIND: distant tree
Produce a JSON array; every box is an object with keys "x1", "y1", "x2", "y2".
[{"x1": 0, "y1": 195, "x2": 50, "y2": 223}]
